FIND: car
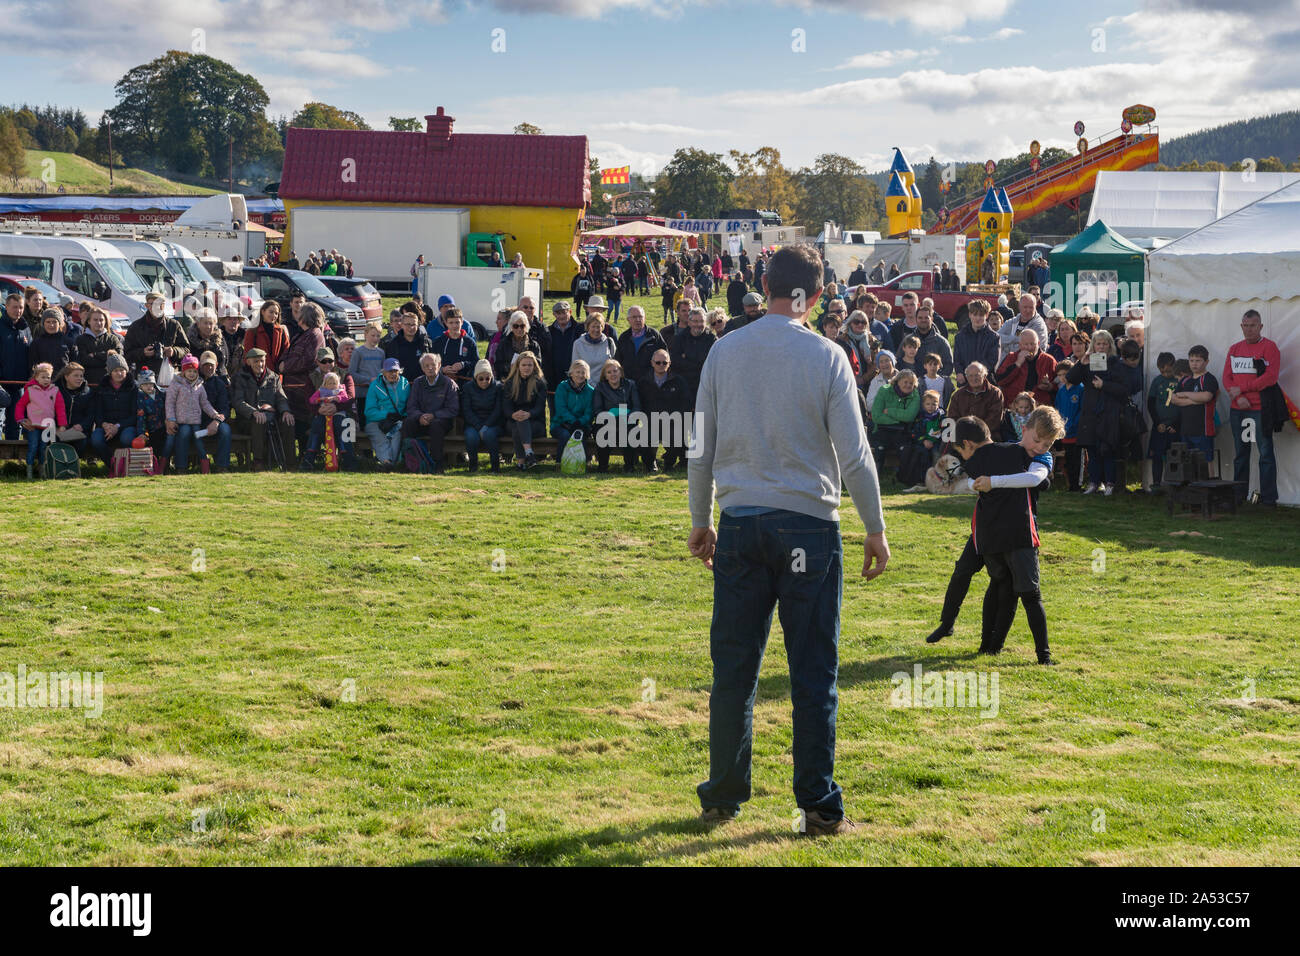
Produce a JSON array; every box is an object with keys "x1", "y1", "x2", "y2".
[
  {"x1": 239, "y1": 266, "x2": 366, "y2": 340},
  {"x1": 319, "y1": 276, "x2": 383, "y2": 322},
  {"x1": 1008, "y1": 249, "x2": 1026, "y2": 284},
  {"x1": 1103, "y1": 300, "x2": 1145, "y2": 321},
  {"x1": 0, "y1": 274, "x2": 129, "y2": 333}
]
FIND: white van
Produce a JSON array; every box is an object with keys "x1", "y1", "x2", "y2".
[{"x1": 0, "y1": 234, "x2": 151, "y2": 323}]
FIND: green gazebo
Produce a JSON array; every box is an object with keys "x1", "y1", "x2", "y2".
[{"x1": 1049, "y1": 220, "x2": 1146, "y2": 317}]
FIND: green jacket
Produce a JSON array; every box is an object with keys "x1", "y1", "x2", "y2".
[
  {"x1": 871, "y1": 383, "x2": 921, "y2": 427},
  {"x1": 554, "y1": 378, "x2": 595, "y2": 430}
]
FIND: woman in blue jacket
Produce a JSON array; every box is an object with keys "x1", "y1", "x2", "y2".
[
  {"x1": 551, "y1": 358, "x2": 595, "y2": 452},
  {"x1": 363, "y1": 358, "x2": 411, "y2": 469}
]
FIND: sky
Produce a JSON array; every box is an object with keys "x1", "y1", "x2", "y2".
[{"x1": 4, "y1": 0, "x2": 1299, "y2": 176}]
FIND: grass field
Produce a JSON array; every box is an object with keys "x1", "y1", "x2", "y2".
[
  {"x1": 2, "y1": 466, "x2": 1298, "y2": 865},
  {"x1": 17, "y1": 150, "x2": 217, "y2": 196}
]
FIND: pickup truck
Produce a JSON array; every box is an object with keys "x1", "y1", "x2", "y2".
[{"x1": 858, "y1": 271, "x2": 1003, "y2": 332}]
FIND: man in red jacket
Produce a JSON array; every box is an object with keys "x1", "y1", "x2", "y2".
[
  {"x1": 1223, "y1": 310, "x2": 1282, "y2": 507},
  {"x1": 995, "y1": 329, "x2": 1056, "y2": 406}
]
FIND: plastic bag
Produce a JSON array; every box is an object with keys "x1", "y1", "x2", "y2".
[
  {"x1": 560, "y1": 430, "x2": 587, "y2": 475},
  {"x1": 156, "y1": 352, "x2": 175, "y2": 388}
]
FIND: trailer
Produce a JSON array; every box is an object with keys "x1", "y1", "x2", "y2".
[
  {"x1": 290, "y1": 206, "x2": 471, "y2": 290},
  {"x1": 418, "y1": 264, "x2": 543, "y2": 329}
]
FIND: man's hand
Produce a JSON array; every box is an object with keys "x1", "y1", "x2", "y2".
[
  {"x1": 1228, "y1": 385, "x2": 1242, "y2": 399},
  {"x1": 166, "y1": 421, "x2": 178, "y2": 435},
  {"x1": 973, "y1": 475, "x2": 993, "y2": 492},
  {"x1": 1015, "y1": 350, "x2": 1028, "y2": 366},
  {"x1": 420, "y1": 413, "x2": 434, "y2": 426},
  {"x1": 688, "y1": 526, "x2": 716, "y2": 569},
  {"x1": 1092, "y1": 376, "x2": 1104, "y2": 389},
  {"x1": 104, "y1": 423, "x2": 118, "y2": 439},
  {"x1": 320, "y1": 402, "x2": 336, "y2": 416},
  {"x1": 253, "y1": 410, "x2": 267, "y2": 425},
  {"x1": 1236, "y1": 396, "x2": 1250, "y2": 409},
  {"x1": 281, "y1": 411, "x2": 294, "y2": 427},
  {"x1": 144, "y1": 344, "x2": 156, "y2": 357},
  {"x1": 862, "y1": 532, "x2": 890, "y2": 580},
  {"x1": 955, "y1": 373, "x2": 966, "y2": 386}
]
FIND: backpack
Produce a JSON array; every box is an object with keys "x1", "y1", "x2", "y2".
[
  {"x1": 43, "y1": 442, "x2": 80, "y2": 480},
  {"x1": 404, "y1": 438, "x2": 437, "y2": 474}
]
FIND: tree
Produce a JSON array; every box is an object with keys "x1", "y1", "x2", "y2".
[
  {"x1": 0, "y1": 113, "x2": 25, "y2": 183},
  {"x1": 108, "y1": 51, "x2": 277, "y2": 180},
  {"x1": 388, "y1": 117, "x2": 420, "y2": 132},
  {"x1": 291, "y1": 102, "x2": 371, "y2": 130},
  {"x1": 728, "y1": 147, "x2": 798, "y2": 222},
  {"x1": 587, "y1": 158, "x2": 611, "y2": 217},
  {"x1": 514, "y1": 122, "x2": 542, "y2": 135},
  {"x1": 795, "y1": 153, "x2": 882, "y2": 231},
  {"x1": 654, "y1": 147, "x2": 733, "y2": 219}
]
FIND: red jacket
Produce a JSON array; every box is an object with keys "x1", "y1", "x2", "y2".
[
  {"x1": 1222, "y1": 337, "x2": 1281, "y2": 412},
  {"x1": 243, "y1": 322, "x2": 291, "y2": 373},
  {"x1": 996, "y1": 349, "x2": 1057, "y2": 406}
]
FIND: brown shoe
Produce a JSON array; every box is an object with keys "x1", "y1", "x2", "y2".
[{"x1": 802, "y1": 810, "x2": 856, "y2": 837}]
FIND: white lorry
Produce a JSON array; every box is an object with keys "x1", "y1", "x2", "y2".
[
  {"x1": 417, "y1": 263, "x2": 544, "y2": 330},
  {"x1": 288, "y1": 206, "x2": 474, "y2": 291},
  {"x1": 822, "y1": 232, "x2": 967, "y2": 287}
]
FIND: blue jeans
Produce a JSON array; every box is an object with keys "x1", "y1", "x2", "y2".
[
  {"x1": 194, "y1": 421, "x2": 232, "y2": 469},
  {"x1": 1086, "y1": 447, "x2": 1117, "y2": 485},
  {"x1": 698, "y1": 509, "x2": 845, "y2": 819},
  {"x1": 608, "y1": 298, "x2": 622, "y2": 323},
  {"x1": 25, "y1": 428, "x2": 46, "y2": 466},
  {"x1": 364, "y1": 421, "x2": 404, "y2": 464},
  {"x1": 169, "y1": 424, "x2": 204, "y2": 472},
  {"x1": 90, "y1": 425, "x2": 138, "y2": 462},
  {"x1": 1230, "y1": 410, "x2": 1276, "y2": 504},
  {"x1": 550, "y1": 423, "x2": 582, "y2": 449},
  {"x1": 1184, "y1": 435, "x2": 1215, "y2": 462},
  {"x1": 463, "y1": 424, "x2": 501, "y2": 462}
]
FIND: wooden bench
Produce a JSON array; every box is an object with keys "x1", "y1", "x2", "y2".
[{"x1": 1166, "y1": 479, "x2": 1246, "y2": 519}]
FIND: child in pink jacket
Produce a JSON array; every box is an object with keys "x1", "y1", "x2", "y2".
[{"x1": 16, "y1": 362, "x2": 67, "y2": 477}]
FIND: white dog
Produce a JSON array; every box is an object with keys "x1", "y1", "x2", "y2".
[{"x1": 904, "y1": 453, "x2": 967, "y2": 494}]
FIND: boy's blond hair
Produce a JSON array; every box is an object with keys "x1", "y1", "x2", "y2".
[
  {"x1": 921, "y1": 389, "x2": 941, "y2": 404},
  {"x1": 1027, "y1": 405, "x2": 1065, "y2": 441}
]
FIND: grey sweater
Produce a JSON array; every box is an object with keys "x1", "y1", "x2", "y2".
[{"x1": 688, "y1": 313, "x2": 886, "y2": 533}]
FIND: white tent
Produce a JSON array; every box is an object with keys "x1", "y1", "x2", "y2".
[
  {"x1": 1090, "y1": 170, "x2": 1300, "y2": 243},
  {"x1": 1146, "y1": 179, "x2": 1300, "y2": 505}
]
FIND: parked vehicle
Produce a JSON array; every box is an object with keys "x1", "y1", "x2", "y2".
[
  {"x1": 288, "y1": 206, "x2": 513, "y2": 292},
  {"x1": 319, "y1": 276, "x2": 383, "y2": 321},
  {"x1": 239, "y1": 266, "x2": 366, "y2": 339},
  {"x1": 0, "y1": 234, "x2": 151, "y2": 322},
  {"x1": 858, "y1": 270, "x2": 1004, "y2": 331},
  {"x1": 0, "y1": 274, "x2": 128, "y2": 331}
]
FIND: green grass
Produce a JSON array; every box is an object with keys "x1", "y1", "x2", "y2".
[
  {"x1": 18, "y1": 150, "x2": 218, "y2": 195},
  {"x1": 1, "y1": 467, "x2": 1298, "y2": 865}
]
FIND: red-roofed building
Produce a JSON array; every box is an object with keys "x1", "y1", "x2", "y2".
[{"x1": 279, "y1": 108, "x2": 590, "y2": 292}]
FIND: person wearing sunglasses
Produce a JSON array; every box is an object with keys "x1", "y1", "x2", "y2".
[{"x1": 638, "y1": 349, "x2": 690, "y2": 473}]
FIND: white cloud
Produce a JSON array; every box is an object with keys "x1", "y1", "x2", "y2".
[
  {"x1": 833, "y1": 48, "x2": 939, "y2": 70},
  {"x1": 941, "y1": 27, "x2": 1024, "y2": 43},
  {"x1": 775, "y1": 0, "x2": 1015, "y2": 29},
  {"x1": 592, "y1": 121, "x2": 717, "y2": 135}
]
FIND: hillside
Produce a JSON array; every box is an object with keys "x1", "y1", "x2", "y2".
[
  {"x1": 1160, "y1": 111, "x2": 1300, "y2": 168},
  {"x1": 14, "y1": 150, "x2": 218, "y2": 195}
]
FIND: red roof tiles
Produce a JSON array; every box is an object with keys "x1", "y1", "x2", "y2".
[{"x1": 279, "y1": 111, "x2": 590, "y2": 209}]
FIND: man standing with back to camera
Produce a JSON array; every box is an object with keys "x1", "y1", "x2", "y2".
[{"x1": 688, "y1": 244, "x2": 890, "y2": 837}]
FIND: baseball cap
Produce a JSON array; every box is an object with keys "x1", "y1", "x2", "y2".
[{"x1": 381, "y1": 358, "x2": 402, "y2": 372}]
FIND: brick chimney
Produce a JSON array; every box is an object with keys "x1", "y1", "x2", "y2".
[{"x1": 425, "y1": 107, "x2": 454, "y2": 147}]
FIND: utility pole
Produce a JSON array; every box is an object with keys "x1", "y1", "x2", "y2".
[
  {"x1": 229, "y1": 137, "x2": 234, "y2": 193},
  {"x1": 106, "y1": 116, "x2": 113, "y2": 189}
]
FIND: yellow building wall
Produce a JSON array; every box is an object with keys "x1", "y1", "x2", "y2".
[{"x1": 281, "y1": 198, "x2": 582, "y2": 294}]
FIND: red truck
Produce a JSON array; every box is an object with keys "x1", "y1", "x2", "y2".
[{"x1": 858, "y1": 271, "x2": 1004, "y2": 332}]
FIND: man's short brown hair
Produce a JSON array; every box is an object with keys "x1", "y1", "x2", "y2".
[
  {"x1": 967, "y1": 299, "x2": 990, "y2": 317},
  {"x1": 764, "y1": 244, "x2": 823, "y2": 300}
]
